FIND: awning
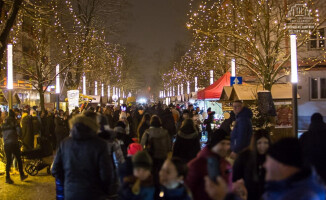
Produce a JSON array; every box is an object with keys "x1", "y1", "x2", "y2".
[{"x1": 197, "y1": 72, "x2": 231, "y2": 100}]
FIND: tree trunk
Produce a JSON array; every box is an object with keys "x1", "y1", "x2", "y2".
[
  {"x1": 39, "y1": 89, "x2": 45, "y2": 112},
  {"x1": 0, "y1": 0, "x2": 24, "y2": 68}
]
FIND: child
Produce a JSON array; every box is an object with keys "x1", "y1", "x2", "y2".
[
  {"x1": 158, "y1": 157, "x2": 192, "y2": 200},
  {"x1": 119, "y1": 151, "x2": 155, "y2": 200}
]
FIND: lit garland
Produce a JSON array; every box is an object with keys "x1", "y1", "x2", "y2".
[{"x1": 161, "y1": 0, "x2": 325, "y2": 91}]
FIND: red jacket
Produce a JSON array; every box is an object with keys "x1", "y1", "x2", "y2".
[{"x1": 185, "y1": 147, "x2": 232, "y2": 200}]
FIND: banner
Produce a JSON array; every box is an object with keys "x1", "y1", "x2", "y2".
[{"x1": 67, "y1": 90, "x2": 79, "y2": 113}]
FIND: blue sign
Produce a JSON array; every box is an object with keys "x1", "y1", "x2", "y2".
[{"x1": 230, "y1": 76, "x2": 242, "y2": 86}]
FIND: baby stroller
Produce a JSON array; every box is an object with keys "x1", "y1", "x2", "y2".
[{"x1": 21, "y1": 137, "x2": 53, "y2": 176}]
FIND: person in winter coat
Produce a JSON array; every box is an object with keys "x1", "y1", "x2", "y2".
[
  {"x1": 299, "y1": 112, "x2": 326, "y2": 183},
  {"x1": 21, "y1": 109, "x2": 34, "y2": 151},
  {"x1": 119, "y1": 150, "x2": 155, "y2": 200},
  {"x1": 263, "y1": 137, "x2": 325, "y2": 200},
  {"x1": 173, "y1": 119, "x2": 201, "y2": 163},
  {"x1": 46, "y1": 109, "x2": 56, "y2": 150},
  {"x1": 141, "y1": 115, "x2": 172, "y2": 184},
  {"x1": 203, "y1": 112, "x2": 215, "y2": 144},
  {"x1": 1, "y1": 110, "x2": 28, "y2": 184},
  {"x1": 158, "y1": 157, "x2": 192, "y2": 200},
  {"x1": 230, "y1": 101, "x2": 253, "y2": 159},
  {"x1": 137, "y1": 113, "x2": 151, "y2": 141},
  {"x1": 185, "y1": 129, "x2": 232, "y2": 200},
  {"x1": 118, "y1": 143, "x2": 143, "y2": 183},
  {"x1": 54, "y1": 109, "x2": 69, "y2": 146},
  {"x1": 162, "y1": 108, "x2": 177, "y2": 140},
  {"x1": 232, "y1": 129, "x2": 271, "y2": 200},
  {"x1": 98, "y1": 114, "x2": 124, "y2": 199},
  {"x1": 52, "y1": 111, "x2": 113, "y2": 200},
  {"x1": 115, "y1": 121, "x2": 133, "y2": 158},
  {"x1": 132, "y1": 107, "x2": 145, "y2": 137}
]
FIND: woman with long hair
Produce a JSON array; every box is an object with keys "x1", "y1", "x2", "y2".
[
  {"x1": 232, "y1": 129, "x2": 271, "y2": 200},
  {"x1": 137, "y1": 113, "x2": 151, "y2": 141}
]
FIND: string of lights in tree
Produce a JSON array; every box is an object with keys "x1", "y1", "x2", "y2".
[{"x1": 162, "y1": 0, "x2": 325, "y2": 91}]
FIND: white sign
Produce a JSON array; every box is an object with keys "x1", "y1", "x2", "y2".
[
  {"x1": 287, "y1": 4, "x2": 315, "y2": 34},
  {"x1": 67, "y1": 90, "x2": 79, "y2": 114}
]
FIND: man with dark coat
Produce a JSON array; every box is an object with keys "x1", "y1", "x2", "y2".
[
  {"x1": 299, "y1": 112, "x2": 326, "y2": 182},
  {"x1": 230, "y1": 101, "x2": 253, "y2": 159},
  {"x1": 54, "y1": 110, "x2": 69, "y2": 146},
  {"x1": 161, "y1": 108, "x2": 177, "y2": 139},
  {"x1": 52, "y1": 111, "x2": 113, "y2": 200},
  {"x1": 21, "y1": 110, "x2": 34, "y2": 151}
]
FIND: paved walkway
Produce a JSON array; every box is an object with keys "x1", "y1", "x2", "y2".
[{"x1": 0, "y1": 167, "x2": 56, "y2": 200}]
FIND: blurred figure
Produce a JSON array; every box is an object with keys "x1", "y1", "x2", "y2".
[
  {"x1": 173, "y1": 119, "x2": 201, "y2": 163},
  {"x1": 21, "y1": 109, "x2": 33, "y2": 151},
  {"x1": 230, "y1": 101, "x2": 253, "y2": 159},
  {"x1": 263, "y1": 137, "x2": 325, "y2": 200},
  {"x1": 1, "y1": 110, "x2": 28, "y2": 184},
  {"x1": 203, "y1": 111, "x2": 215, "y2": 144},
  {"x1": 141, "y1": 115, "x2": 171, "y2": 184},
  {"x1": 52, "y1": 112, "x2": 113, "y2": 200},
  {"x1": 54, "y1": 109, "x2": 69, "y2": 146},
  {"x1": 232, "y1": 129, "x2": 271, "y2": 200},
  {"x1": 132, "y1": 106, "x2": 144, "y2": 136},
  {"x1": 299, "y1": 113, "x2": 326, "y2": 182},
  {"x1": 119, "y1": 151, "x2": 155, "y2": 200},
  {"x1": 118, "y1": 143, "x2": 143, "y2": 183},
  {"x1": 158, "y1": 157, "x2": 192, "y2": 200},
  {"x1": 137, "y1": 113, "x2": 151, "y2": 141},
  {"x1": 185, "y1": 129, "x2": 232, "y2": 200},
  {"x1": 161, "y1": 108, "x2": 177, "y2": 140}
]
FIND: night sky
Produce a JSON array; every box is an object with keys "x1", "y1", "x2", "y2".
[{"x1": 120, "y1": 0, "x2": 191, "y2": 91}]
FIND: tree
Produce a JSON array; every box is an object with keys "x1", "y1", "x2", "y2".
[
  {"x1": 15, "y1": 0, "x2": 70, "y2": 111},
  {"x1": 0, "y1": 0, "x2": 24, "y2": 68},
  {"x1": 186, "y1": 0, "x2": 325, "y2": 90}
]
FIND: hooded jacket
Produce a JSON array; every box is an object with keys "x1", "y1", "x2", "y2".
[
  {"x1": 52, "y1": 114, "x2": 113, "y2": 200},
  {"x1": 185, "y1": 147, "x2": 232, "y2": 200},
  {"x1": 173, "y1": 130, "x2": 201, "y2": 163},
  {"x1": 231, "y1": 107, "x2": 253, "y2": 153},
  {"x1": 263, "y1": 168, "x2": 325, "y2": 200},
  {"x1": 140, "y1": 127, "x2": 171, "y2": 159}
]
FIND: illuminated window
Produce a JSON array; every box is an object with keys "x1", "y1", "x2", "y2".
[
  {"x1": 310, "y1": 77, "x2": 326, "y2": 100},
  {"x1": 309, "y1": 28, "x2": 325, "y2": 50}
]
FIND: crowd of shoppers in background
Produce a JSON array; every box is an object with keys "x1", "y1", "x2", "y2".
[{"x1": 1, "y1": 101, "x2": 326, "y2": 200}]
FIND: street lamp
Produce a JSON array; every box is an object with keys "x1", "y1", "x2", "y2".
[
  {"x1": 108, "y1": 85, "x2": 110, "y2": 97},
  {"x1": 83, "y1": 75, "x2": 86, "y2": 95},
  {"x1": 210, "y1": 70, "x2": 214, "y2": 85},
  {"x1": 56, "y1": 64, "x2": 60, "y2": 110},
  {"x1": 187, "y1": 81, "x2": 190, "y2": 94},
  {"x1": 7, "y1": 44, "x2": 13, "y2": 109},
  {"x1": 290, "y1": 34, "x2": 298, "y2": 137},
  {"x1": 101, "y1": 83, "x2": 104, "y2": 97},
  {"x1": 195, "y1": 77, "x2": 198, "y2": 92},
  {"x1": 231, "y1": 59, "x2": 236, "y2": 77},
  {"x1": 94, "y1": 81, "x2": 98, "y2": 95}
]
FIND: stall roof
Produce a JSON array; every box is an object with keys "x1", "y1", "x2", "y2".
[
  {"x1": 229, "y1": 83, "x2": 300, "y2": 101},
  {"x1": 197, "y1": 72, "x2": 231, "y2": 100},
  {"x1": 220, "y1": 86, "x2": 233, "y2": 101}
]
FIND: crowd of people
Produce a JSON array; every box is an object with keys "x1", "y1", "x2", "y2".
[{"x1": 1, "y1": 101, "x2": 326, "y2": 200}]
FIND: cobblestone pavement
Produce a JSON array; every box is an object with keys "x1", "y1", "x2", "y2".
[{"x1": 0, "y1": 167, "x2": 56, "y2": 200}]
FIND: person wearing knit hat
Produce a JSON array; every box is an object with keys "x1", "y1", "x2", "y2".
[
  {"x1": 119, "y1": 151, "x2": 155, "y2": 200},
  {"x1": 52, "y1": 111, "x2": 113, "y2": 200},
  {"x1": 263, "y1": 137, "x2": 326, "y2": 200},
  {"x1": 128, "y1": 143, "x2": 143, "y2": 156},
  {"x1": 185, "y1": 129, "x2": 232, "y2": 200}
]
